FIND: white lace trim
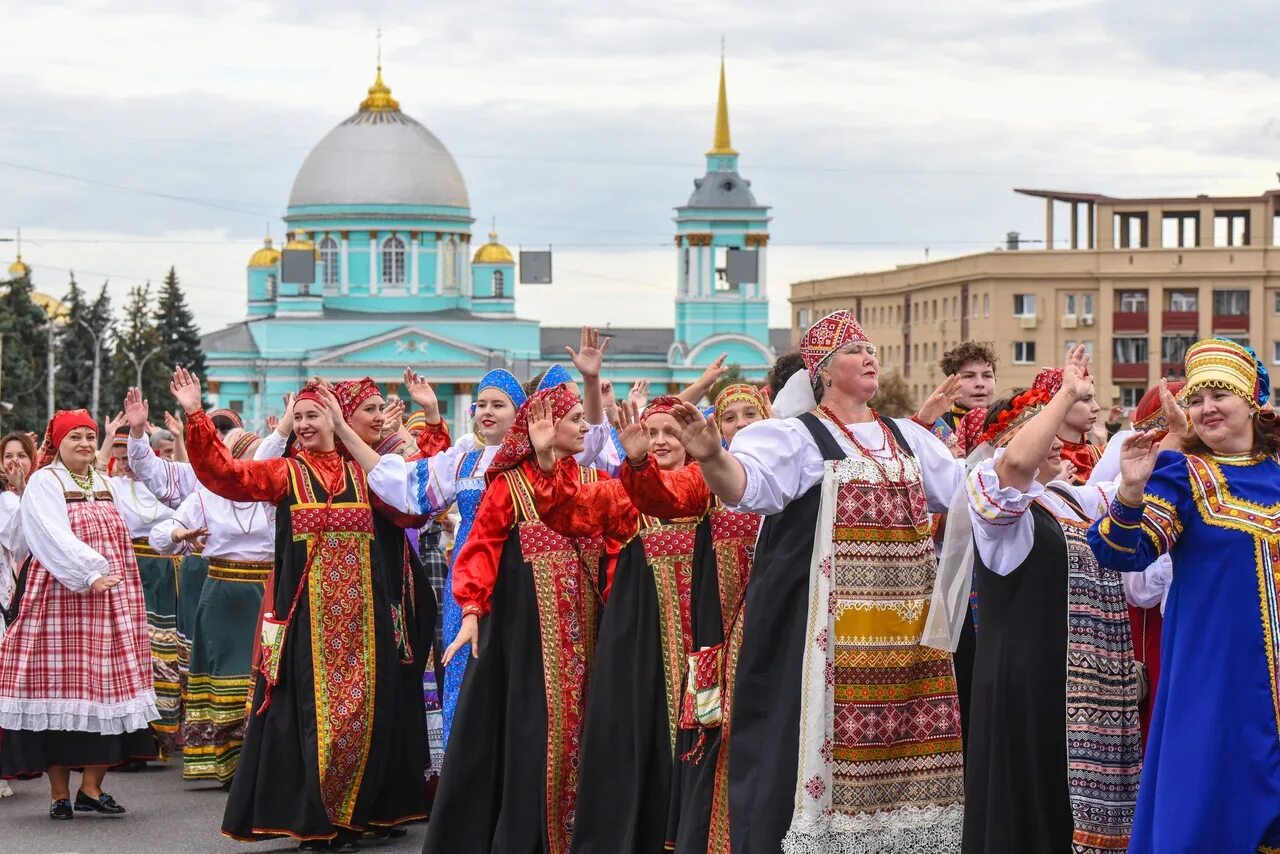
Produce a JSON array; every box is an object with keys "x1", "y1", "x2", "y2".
[
  {"x1": 782, "y1": 803, "x2": 964, "y2": 854},
  {"x1": 0, "y1": 692, "x2": 159, "y2": 734}
]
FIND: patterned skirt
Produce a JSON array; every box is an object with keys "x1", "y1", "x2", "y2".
[
  {"x1": 181, "y1": 558, "x2": 268, "y2": 783},
  {"x1": 134, "y1": 540, "x2": 182, "y2": 757}
]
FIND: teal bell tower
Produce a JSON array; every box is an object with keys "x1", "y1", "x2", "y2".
[{"x1": 672, "y1": 56, "x2": 772, "y2": 367}]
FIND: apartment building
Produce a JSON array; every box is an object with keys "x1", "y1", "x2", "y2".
[{"x1": 789, "y1": 186, "x2": 1280, "y2": 408}]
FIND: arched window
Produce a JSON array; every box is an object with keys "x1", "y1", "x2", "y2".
[
  {"x1": 442, "y1": 238, "x2": 457, "y2": 294},
  {"x1": 492, "y1": 270, "x2": 505, "y2": 299},
  {"x1": 381, "y1": 235, "x2": 406, "y2": 286},
  {"x1": 319, "y1": 236, "x2": 339, "y2": 289},
  {"x1": 265, "y1": 274, "x2": 277, "y2": 301}
]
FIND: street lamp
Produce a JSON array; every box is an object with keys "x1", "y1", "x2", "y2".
[
  {"x1": 120, "y1": 345, "x2": 163, "y2": 392},
  {"x1": 72, "y1": 317, "x2": 109, "y2": 422}
]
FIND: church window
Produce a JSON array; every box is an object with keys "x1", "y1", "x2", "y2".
[
  {"x1": 443, "y1": 239, "x2": 458, "y2": 294},
  {"x1": 320, "y1": 236, "x2": 339, "y2": 289},
  {"x1": 492, "y1": 270, "x2": 505, "y2": 298},
  {"x1": 265, "y1": 274, "x2": 277, "y2": 301},
  {"x1": 381, "y1": 235, "x2": 406, "y2": 286}
]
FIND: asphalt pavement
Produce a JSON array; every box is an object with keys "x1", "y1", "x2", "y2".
[{"x1": 1, "y1": 761, "x2": 426, "y2": 854}]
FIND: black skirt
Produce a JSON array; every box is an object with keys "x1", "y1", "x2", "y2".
[
  {"x1": 570, "y1": 538, "x2": 674, "y2": 854},
  {"x1": 1, "y1": 727, "x2": 156, "y2": 779}
]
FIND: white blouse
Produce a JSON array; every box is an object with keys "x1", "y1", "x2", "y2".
[
  {"x1": 128, "y1": 437, "x2": 198, "y2": 508},
  {"x1": 0, "y1": 491, "x2": 26, "y2": 614},
  {"x1": 149, "y1": 488, "x2": 275, "y2": 562},
  {"x1": 254, "y1": 430, "x2": 288, "y2": 461},
  {"x1": 368, "y1": 445, "x2": 499, "y2": 517},
  {"x1": 107, "y1": 474, "x2": 175, "y2": 541},
  {"x1": 20, "y1": 464, "x2": 116, "y2": 592},
  {"x1": 728, "y1": 415, "x2": 965, "y2": 516}
]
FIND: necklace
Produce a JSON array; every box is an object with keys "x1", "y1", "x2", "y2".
[
  {"x1": 67, "y1": 467, "x2": 95, "y2": 493},
  {"x1": 229, "y1": 500, "x2": 258, "y2": 535},
  {"x1": 128, "y1": 480, "x2": 161, "y2": 525},
  {"x1": 818, "y1": 404, "x2": 903, "y2": 484}
]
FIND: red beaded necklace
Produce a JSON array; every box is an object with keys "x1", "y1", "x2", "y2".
[{"x1": 818, "y1": 404, "x2": 904, "y2": 483}]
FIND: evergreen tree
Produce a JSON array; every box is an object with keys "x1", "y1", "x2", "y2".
[
  {"x1": 871, "y1": 371, "x2": 916, "y2": 418},
  {"x1": 154, "y1": 267, "x2": 206, "y2": 406},
  {"x1": 88, "y1": 283, "x2": 117, "y2": 418},
  {"x1": 0, "y1": 274, "x2": 53, "y2": 432},
  {"x1": 56, "y1": 275, "x2": 91, "y2": 412},
  {"x1": 111, "y1": 283, "x2": 169, "y2": 413}
]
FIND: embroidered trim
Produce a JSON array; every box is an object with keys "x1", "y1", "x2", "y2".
[
  {"x1": 1187, "y1": 455, "x2": 1280, "y2": 541},
  {"x1": 640, "y1": 521, "x2": 698, "y2": 754},
  {"x1": 1255, "y1": 539, "x2": 1280, "y2": 744}
]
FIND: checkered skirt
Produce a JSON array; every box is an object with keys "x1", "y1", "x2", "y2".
[{"x1": 0, "y1": 495, "x2": 157, "y2": 734}]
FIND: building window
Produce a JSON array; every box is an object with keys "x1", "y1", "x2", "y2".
[
  {"x1": 228, "y1": 399, "x2": 245, "y2": 414},
  {"x1": 1274, "y1": 291, "x2": 1280, "y2": 314},
  {"x1": 265, "y1": 274, "x2": 277, "y2": 301},
  {"x1": 983, "y1": 293, "x2": 990, "y2": 317},
  {"x1": 1162, "y1": 335, "x2": 1195, "y2": 365},
  {"x1": 381, "y1": 235, "x2": 406, "y2": 285},
  {"x1": 1118, "y1": 290, "x2": 1148, "y2": 313},
  {"x1": 1273, "y1": 342, "x2": 1280, "y2": 365},
  {"x1": 1114, "y1": 337, "x2": 1149, "y2": 364},
  {"x1": 1013, "y1": 294, "x2": 1036, "y2": 317},
  {"x1": 1168, "y1": 291, "x2": 1197, "y2": 312},
  {"x1": 1012, "y1": 341, "x2": 1036, "y2": 364},
  {"x1": 1064, "y1": 294, "x2": 1076, "y2": 315},
  {"x1": 796, "y1": 308, "x2": 811, "y2": 328},
  {"x1": 319, "y1": 236, "x2": 339, "y2": 288},
  {"x1": 931, "y1": 300, "x2": 937, "y2": 322},
  {"x1": 1213, "y1": 211, "x2": 1250, "y2": 247},
  {"x1": 1082, "y1": 293, "x2": 1094, "y2": 318},
  {"x1": 1121, "y1": 387, "x2": 1144, "y2": 408},
  {"x1": 442, "y1": 239, "x2": 458, "y2": 294},
  {"x1": 1214, "y1": 290, "x2": 1249, "y2": 316},
  {"x1": 492, "y1": 270, "x2": 505, "y2": 298}
]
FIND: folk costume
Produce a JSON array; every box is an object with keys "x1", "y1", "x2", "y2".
[
  {"x1": 391, "y1": 385, "x2": 609, "y2": 854},
  {"x1": 144, "y1": 429, "x2": 274, "y2": 783},
  {"x1": 0, "y1": 489, "x2": 26, "y2": 639},
  {"x1": 1089, "y1": 338, "x2": 1280, "y2": 853},
  {"x1": 0, "y1": 410, "x2": 158, "y2": 778},
  {"x1": 183, "y1": 397, "x2": 417, "y2": 844},
  {"x1": 946, "y1": 389, "x2": 1141, "y2": 854},
  {"x1": 1034, "y1": 368, "x2": 1103, "y2": 483},
  {"x1": 727, "y1": 311, "x2": 966, "y2": 854}
]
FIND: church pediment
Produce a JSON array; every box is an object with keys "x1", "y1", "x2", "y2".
[{"x1": 306, "y1": 325, "x2": 492, "y2": 367}]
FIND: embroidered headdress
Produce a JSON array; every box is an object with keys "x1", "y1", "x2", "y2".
[
  {"x1": 1032, "y1": 367, "x2": 1064, "y2": 396},
  {"x1": 332, "y1": 377, "x2": 382, "y2": 420},
  {"x1": 480, "y1": 368, "x2": 528, "y2": 408},
  {"x1": 37, "y1": 409, "x2": 98, "y2": 469},
  {"x1": 1131, "y1": 381, "x2": 1185, "y2": 434},
  {"x1": 641, "y1": 395, "x2": 682, "y2": 421},
  {"x1": 799, "y1": 310, "x2": 869, "y2": 376},
  {"x1": 955, "y1": 406, "x2": 989, "y2": 456},
  {"x1": 977, "y1": 387, "x2": 1054, "y2": 448},
  {"x1": 713, "y1": 383, "x2": 772, "y2": 427},
  {"x1": 112, "y1": 427, "x2": 129, "y2": 449},
  {"x1": 208, "y1": 408, "x2": 243, "y2": 429},
  {"x1": 1183, "y1": 337, "x2": 1270, "y2": 410},
  {"x1": 223, "y1": 428, "x2": 261, "y2": 460},
  {"x1": 488, "y1": 384, "x2": 581, "y2": 477},
  {"x1": 404, "y1": 410, "x2": 427, "y2": 436},
  {"x1": 294, "y1": 381, "x2": 327, "y2": 409},
  {"x1": 536, "y1": 364, "x2": 574, "y2": 393}
]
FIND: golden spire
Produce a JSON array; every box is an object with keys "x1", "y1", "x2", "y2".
[
  {"x1": 360, "y1": 29, "x2": 400, "y2": 112},
  {"x1": 7, "y1": 227, "x2": 29, "y2": 278},
  {"x1": 707, "y1": 48, "x2": 737, "y2": 157}
]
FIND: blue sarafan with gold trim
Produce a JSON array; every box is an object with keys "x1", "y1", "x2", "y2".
[{"x1": 1088, "y1": 449, "x2": 1280, "y2": 853}]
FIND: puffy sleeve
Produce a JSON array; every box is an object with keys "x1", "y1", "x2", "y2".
[
  {"x1": 1088, "y1": 450, "x2": 1190, "y2": 572},
  {"x1": 366, "y1": 451, "x2": 460, "y2": 517},
  {"x1": 20, "y1": 469, "x2": 111, "y2": 592},
  {"x1": 128, "y1": 437, "x2": 198, "y2": 508},
  {"x1": 412, "y1": 420, "x2": 452, "y2": 460},
  {"x1": 620, "y1": 456, "x2": 711, "y2": 519},
  {"x1": 451, "y1": 477, "x2": 517, "y2": 618},
  {"x1": 729, "y1": 419, "x2": 825, "y2": 516},
  {"x1": 531, "y1": 458, "x2": 637, "y2": 543},
  {"x1": 254, "y1": 430, "x2": 288, "y2": 461},
  {"x1": 966, "y1": 451, "x2": 1046, "y2": 576},
  {"x1": 893, "y1": 418, "x2": 967, "y2": 514},
  {"x1": 1124, "y1": 554, "x2": 1173, "y2": 609},
  {"x1": 0, "y1": 491, "x2": 26, "y2": 562},
  {"x1": 186, "y1": 409, "x2": 289, "y2": 503},
  {"x1": 148, "y1": 491, "x2": 205, "y2": 556},
  {"x1": 586, "y1": 426, "x2": 624, "y2": 478},
  {"x1": 575, "y1": 422, "x2": 611, "y2": 468}
]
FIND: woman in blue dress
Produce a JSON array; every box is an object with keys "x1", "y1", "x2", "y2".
[{"x1": 1089, "y1": 337, "x2": 1280, "y2": 852}]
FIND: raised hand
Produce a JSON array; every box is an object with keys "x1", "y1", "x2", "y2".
[
  {"x1": 915, "y1": 374, "x2": 963, "y2": 425},
  {"x1": 163, "y1": 410, "x2": 185, "y2": 439},
  {"x1": 265, "y1": 414, "x2": 280, "y2": 433},
  {"x1": 170, "y1": 367, "x2": 203, "y2": 415},
  {"x1": 1158, "y1": 378, "x2": 1190, "y2": 440},
  {"x1": 124, "y1": 387, "x2": 150, "y2": 436},
  {"x1": 314, "y1": 386, "x2": 346, "y2": 430},
  {"x1": 670, "y1": 400, "x2": 723, "y2": 462},
  {"x1": 616, "y1": 399, "x2": 649, "y2": 464},
  {"x1": 1056, "y1": 458, "x2": 1077, "y2": 484},
  {"x1": 277, "y1": 393, "x2": 296, "y2": 437},
  {"x1": 697, "y1": 353, "x2": 729, "y2": 389},
  {"x1": 527, "y1": 396, "x2": 557, "y2": 460},
  {"x1": 1117, "y1": 430, "x2": 1161, "y2": 504},
  {"x1": 1061, "y1": 344, "x2": 1093, "y2": 401},
  {"x1": 382, "y1": 397, "x2": 406, "y2": 434},
  {"x1": 104, "y1": 410, "x2": 127, "y2": 435},
  {"x1": 566, "y1": 326, "x2": 610, "y2": 379},
  {"x1": 403, "y1": 367, "x2": 441, "y2": 424},
  {"x1": 4, "y1": 459, "x2": 26, "y2": 496},
  {"x1": 628, "y1": 378, "x2": 650, "y2": 409}
]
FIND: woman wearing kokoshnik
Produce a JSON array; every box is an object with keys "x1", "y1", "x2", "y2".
[
  {"x1": 1090, "y1": 338, "x2": 1280, "y2": 853},
  {"x1": 667, "y1": 309, "x2": 967, "y2": 854},
  {"x1": 927, "y1": 344, "x2": 1142, "y2": 853},
  {"x1": 172, "y1": 369, "x2": 418, "y2": 851},
  {"x1": 0, "y1": 409, "x2": 157, "y2": 820}
]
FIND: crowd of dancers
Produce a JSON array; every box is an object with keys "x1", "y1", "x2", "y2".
[{"x1": 0, "y1": 316, "x2": 1277, "y2": 853}]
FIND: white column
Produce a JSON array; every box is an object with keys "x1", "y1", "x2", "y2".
[
  {"x1": 454, "y1": 389, "x2": 472, "y2": 436},
  {"x1": 435, "y1": 238, "x2": 445, "y2": 295},
  {"x1": 410, "y1": 235, "x2": 420, "y2": 295},
  {"x1": 757, "y1": 246, "x2": 768, "y2": 297},
  {"x1": 460, "y1": 245, "x2": 469, "y2": 296},
  {"x1": 369, "y1": 237, "x2": 379, "y2": 295},
  {"x1": 696, "y1": 246, "x2": 706, "y2": 297},
  {"x1": 340, "y1": 237, "x2": 349, "y2": 294},
  {"x1": 676, "y1": 241, "x2": 685, "y2": 296}
]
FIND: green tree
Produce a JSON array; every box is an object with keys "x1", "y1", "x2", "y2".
[
  {"x1": 871, "y1": 370, "x2": 916, "y2": 418},
  {"x1": 709, "y1": 363, "x2": 747, "y2": 403},
  {"x1": 88, "y1": 283, "x2": 117, "y2": 418},
  {"x1": 111, "y1": 283, "x2": 168, "y2": 414},
  {"x1": 153, "y1": 266, "x2": 206, "y2": 408},
  {"x1": 0, "y1": 274, "x2": 53, "y2": 432}
]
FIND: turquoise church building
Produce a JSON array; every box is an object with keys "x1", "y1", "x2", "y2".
[{"x1": 201, "y1": 60, "x2": 783, "y2": 433}]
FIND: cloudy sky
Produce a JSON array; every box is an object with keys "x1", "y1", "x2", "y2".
[{"x1": 4, "y1": 0, "x2": 1280, "y2": 335}]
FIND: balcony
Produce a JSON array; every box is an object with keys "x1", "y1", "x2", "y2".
[
  {"x1": 1161, "y1": 311, "x2": 1198, "y2": 332},
  {"x1": 1113, "y1": 362, "x2": 1149, "y2": 380},
  {"x1": 1212, "y1": 313, "x2": 1249, "y2": 332},
  {"x1": 1113, "y1": 312, "x2": 1149, "y2": 333}
]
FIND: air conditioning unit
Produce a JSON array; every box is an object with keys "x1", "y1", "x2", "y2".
[
  {"x1": 1019, "y1": 315, "x2": 1038, "y2": 330},
  {"x1": 1061, "y1": 314, "x2": 1078, "y2": 329},
  {"x1": 1081, "y1": 314, "x2": 1095, "y2": 326}
]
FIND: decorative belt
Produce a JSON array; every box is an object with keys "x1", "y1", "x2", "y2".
[
  {"x1": 132, "y1": 539, "x2": 169, "y2": 559},
  {"x1": 206, "y1": 558, "x2": 273, "y2": 583}
]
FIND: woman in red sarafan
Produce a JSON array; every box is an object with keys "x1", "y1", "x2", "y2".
[
  {"x1": 0, "y1": 409, "x2": 158, "y2": 820},
  {"x1": 170, "y1": 368, "x2": 416, "y2": 852}
]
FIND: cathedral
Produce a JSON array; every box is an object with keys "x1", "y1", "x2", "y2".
[{"x1": 200, "y1": 59, "x2": 782, "y2": 433}]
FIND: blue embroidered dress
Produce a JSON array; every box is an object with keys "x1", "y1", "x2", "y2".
[{"x1": 1088, "y1": 449, "x2": 1280, "y2": 852}]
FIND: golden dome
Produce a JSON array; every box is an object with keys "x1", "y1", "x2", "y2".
[
  {"x1": 473, "y1": 231, "x2": 513, "y2": 264},
  {"x1": 248, "y1": 237, "x2": 281, "y2": 268},
  {"x1": 7, "y1": 255, "x2": 29, "y2": 278},
  {"x1": 360, "y1": 65, "x2": 400, "y2": 113},
  {"x1": 284, "y1": 234, "x2": 318, "y2": 258},
  {"x1": 31, "y1": 291, "x2": 67, "y2": 321}
]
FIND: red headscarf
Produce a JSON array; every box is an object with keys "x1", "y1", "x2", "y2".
[
  {"x1": 488, "y1": 384, "x2": 581, "y2": 477},
  {"x1": 955, "y1": 406, "x2": 989, "y2": 456},
  {"x1": 295, "y1": 381, "x2": 327, "y2": 410},
  {"x1": 641, "y1": 395, "x2": 683, "y2": 421},
  {"x1": 333, "y1": 378, "x2": 382, "y2": 421},
  {"x1": 1032, "y1": 367, "x2": 1064, "y2": 396},
  {"x1": 37, "y1": 409, "x2": 98, "y2": 469},
  {"x1": 1132, "y1": 380, "x2": 1185, "y2": 436}
]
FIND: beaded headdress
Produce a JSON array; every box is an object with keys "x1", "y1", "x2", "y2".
[{"x1": 1183, "y1": 337, "x2": 1270, "y2": 410}]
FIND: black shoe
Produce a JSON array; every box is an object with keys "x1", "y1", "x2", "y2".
[
  {"x1": 74, "y1": 790, "x2": 126, "y2": 815},
  {"x1": 49, "y1": 799, "x2": 73, "y2": 820},
  {"x1": 329, "y1": 828, "x2": 361, "y2": 850},
  {"x1": 368, "y1": 826, "x2": 407, "y2": 839},
  {"x1": 298, "y1": 842, "x2": 328, "y2": 852}
]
